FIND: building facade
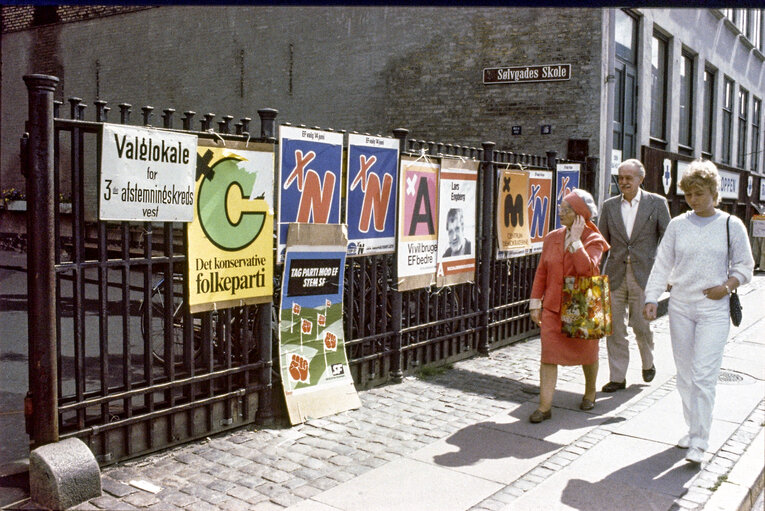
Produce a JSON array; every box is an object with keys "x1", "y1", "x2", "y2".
[{"x1": 2, "y1": 6, "x2": 763, "y2": 212}]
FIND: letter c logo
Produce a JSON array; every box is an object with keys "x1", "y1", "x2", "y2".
[{"x1": 197, "y1": 155, "x2": 265, "y2": 251}]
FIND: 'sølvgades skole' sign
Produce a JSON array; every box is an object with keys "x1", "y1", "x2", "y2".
[{"x1": 483, "y1": 64, "x2": 571, "y2": 84}]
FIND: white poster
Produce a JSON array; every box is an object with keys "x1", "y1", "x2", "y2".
[
  {"x1": 99, "y1": 123, "x2": 197, "y2": 222},
  {"x1": 436, "y1": 159, "x2": 477, "y2": 286}
]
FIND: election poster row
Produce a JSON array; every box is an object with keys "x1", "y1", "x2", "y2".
[
  {"x1": 96, "y1": 123, "x2": 579, "y2": 423},
  {"x1": 98, "y1": 123, "x2": 582, "y2": 307}
]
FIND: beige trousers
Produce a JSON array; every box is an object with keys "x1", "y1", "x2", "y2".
[{"x1": 606, "y1": 261, "x2": 654, "y2": 382}]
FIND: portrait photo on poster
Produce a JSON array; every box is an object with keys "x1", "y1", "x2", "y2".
[{"x1": 442, "y1": 207, "x2": 472, "y2": 258}]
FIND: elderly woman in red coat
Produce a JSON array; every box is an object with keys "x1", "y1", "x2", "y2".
[{"x1": 528, "y1": 189, "x2": 610, "y2": 423}]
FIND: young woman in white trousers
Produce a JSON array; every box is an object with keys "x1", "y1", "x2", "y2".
[{"x1": 643, "y1": 159, "x2": 753, "y2": 465}]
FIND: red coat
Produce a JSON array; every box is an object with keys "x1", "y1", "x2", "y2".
[
  {"x1": 531, "y1": 226, "x2": 607, "y2": 312},
  {"x1": 530, "y1": 226, "x2": 608, "y2": 365}
]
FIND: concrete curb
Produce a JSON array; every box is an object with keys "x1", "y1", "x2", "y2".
[
  {"x1": 29, "y1": 437, "x2": 102, "y2": 510},
  {"x1": 703, "y1": 428, "x2": 765, "y2": 511}
]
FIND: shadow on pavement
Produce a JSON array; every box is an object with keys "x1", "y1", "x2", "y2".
[
  {"x1": 433, "y1": 420, "x2": 565, "y2": 467},
  {"x1": 560, "y1": 447, "x2": 698, "y2": 511}
]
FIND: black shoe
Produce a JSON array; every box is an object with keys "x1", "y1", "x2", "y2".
[
  {"x1": 529, "y1": 409, "x2": 552, "y2": 423},
  {"x1": 601, "y1": 381, "x2": 626, "y2": 393},
  {"x1": 642, "y1": 365, "x2": 656, "y2": 383}
]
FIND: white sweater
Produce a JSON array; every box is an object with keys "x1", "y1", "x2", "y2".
[{"x1": 644, "y1": 210, "x2": 754, "y2": 304}]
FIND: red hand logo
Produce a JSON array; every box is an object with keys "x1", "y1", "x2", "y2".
[{"x1": 289, "y1": 354, "x2": 309, "y2": 382}]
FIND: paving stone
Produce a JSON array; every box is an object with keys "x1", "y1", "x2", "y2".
[
  {"x1": 123, "y1": 491, "x2": 160, "y2": 508},
  {"x1": 184, "y1": 500, "x2": 220, "y2": 511},
  {"x1": 251, "y1": 500, "x2": 286, "y2": 510},
  {"x1": 156, "y1": 489, "x2": 198, "y2": 507},
  {"x1": 291, "y1": 484, "x2": 323, "y2": 499},
  {"x1": 101, "y1": 477, "x2": 137, "y2": 498},
  {"x1": 227, "y1": 485, "x2": 264, "y2": 502}
]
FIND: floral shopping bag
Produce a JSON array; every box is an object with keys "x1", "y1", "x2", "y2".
[{"x1": 560, "y1": 275, "x2": 612, "y2": 340}]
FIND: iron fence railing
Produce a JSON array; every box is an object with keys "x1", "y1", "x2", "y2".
[{"x1": 22, "y1": 73, "x2": 590, "y2": 464}]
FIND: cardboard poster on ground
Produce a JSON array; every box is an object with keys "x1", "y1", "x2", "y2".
[
  {"x1": 554, "y1": 164, "x2": 581, "y2": 229},
  {"x1": 278, "y1": 126, "x2": 343, "y2": 262},
  {"x1": 397, "y1": 155, "x2": 439, "y2": 291},
  {"x1": 345, "y1": 134, "x2": 399, "y2": 256},
  {"x1": 279, "y1": 223, "x2": 360, "y2": 425},
  {"x1": 528, "y1": 170, "x2": 553, "y2": 253},
  {"x1": 496, "y1": 169, "x2": 530, "y2": 258},
  {"x1": 99, "y1": 123, "x2": 197, "y2": 222},
  {"x1": 186, "y1": 140, "x2": 274, "y2": 313},
  {"x1": 436, "y1": 158, "x2": 477, "y2": 286}
]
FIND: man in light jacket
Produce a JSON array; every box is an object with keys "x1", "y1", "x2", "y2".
[{"x1": 598, "y1": 159, "x2": 671, "y2": 392}]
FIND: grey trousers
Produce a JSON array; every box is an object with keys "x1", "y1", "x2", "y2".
[{"x1": 606, "y1": 262, "x2": 655, "y2": 382}]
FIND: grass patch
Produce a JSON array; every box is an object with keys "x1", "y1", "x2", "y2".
[
  {"x1": 709, "y1": 474, "x2": 728, "y2": 492},
  {"x1": 416, "y1": 363, "x2": 454, "y2": 379}
]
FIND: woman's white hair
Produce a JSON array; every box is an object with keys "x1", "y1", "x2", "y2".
[{"x1": 572, "y1": 188, "x2": 598, "y2": 219}]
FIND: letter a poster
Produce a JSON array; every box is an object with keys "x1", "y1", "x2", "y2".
[
  {"x1": 397, "y1": 155, "x2": 439, "y2": 291},
  {"x1": 554, "y1": 163, "x2": 580, "y2": 229},
  {"x1": 278, "y1": 126, "x2": 343, "y2": 262},
  {"x1": 436, "y1": 158, "x2": 477, "y2": 286},
  {"x1": 279, "y1": 223, "x2": 360, "y2": 425},
  {"x1": 496, "y1": 169, "x2": 530, "y2": 257},
  {"x1": 187, "y1": 139, "x2": 274, "y2": 313},
  {"x1": 345, "y1": 134, "x2": 399, "y2": 256},
  {"x1": 528, "y1": 170, "x2": 553, "y2": 253}
]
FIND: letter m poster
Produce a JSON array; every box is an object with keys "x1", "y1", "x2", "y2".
[
  {"x1": 528, "y1": 170, "x2": 552, "y2": 253},
  {"x1": 278, "y1": 126, "x2": 343, "y2": 262},
  {"x1": 496, "y1": 169, "x2": 530, "y2": 257},
  {"x1": 397, "y1": 155, "x2": 439, "y2": 292},
  {"x1": 345, "y1": 134, "x2": 399, "y2": 256}
]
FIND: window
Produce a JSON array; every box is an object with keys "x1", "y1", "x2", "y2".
[
  {"x1": 615, "y1": 10, "x2": 638, "y2": 63},
  {"x1": 702, "y1": 68, "x2": 715, "y2": 158},
  {"x1": 679, "y1": 52, "x2": 695, "y2": 150},
  {"x1": 753, "y1": 98, "x2": 761, "y2": 172},
  {"x1": 650, "y1": 33, "x2": 669, "y2": 142},
  {"x1": 748, "y1": 9, "x2": 760, "y2": 43},
  {"x1": 613, "y1": 10, "x2": 639, "y2": 159},
  {"x1": 738, "y1": 88, "x2": 748, "y2": 168},
  {"x1": 736, "y1": 9, "x2": 748, "y2": 33},
  {"x1": 722, "y1": 78, "x2": 734, "y2": 164}
]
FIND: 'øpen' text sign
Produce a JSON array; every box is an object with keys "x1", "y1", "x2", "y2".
[
  {"x1": 278, "y1": 126, "x2": 343, "y2": 262},
  {"x1": 279, "y1": 223, "x2": 360, "y2": 425},
  {"x1": 483, "y1": 64, "x2": 571, "y2": 84},
  {"x1": 345, "y1": 134, "x2": 399, "y2": 256},
  {"x1": 186, "y1": 140, "x2": 274, "y2": 313},
  {"x1": 99, "y1": 123, "x2": 197, "y2": 221}
]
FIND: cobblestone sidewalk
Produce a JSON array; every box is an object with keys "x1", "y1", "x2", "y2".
[{"x1": 16, "y1": 276, "x2": 763, "y2": 511}]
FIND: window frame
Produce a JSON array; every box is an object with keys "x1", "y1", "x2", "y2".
[
  {"x1": 722, "y1": 77, "x2": 734, "y2": 165},
  {"x1": 678, "y1": 49, "x2": 695, "y2": 152},
  {"x1": 650, "y1": 31, "x2": 670, "y2": 145},
  {"x1": 738, "y1": 87, "x2": 749, "y2": 169},
  {"x1": 702, "y1": 66, "x2": 716, "y2": 159},
  {"x1": 752, "y1": 97, "x2": 761, "y2": 173}
]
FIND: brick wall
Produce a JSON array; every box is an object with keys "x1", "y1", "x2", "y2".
[{"x1": 2, "y1": 6, "x2": 604, "y2": 195}]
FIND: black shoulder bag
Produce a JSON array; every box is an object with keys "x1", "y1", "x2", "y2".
[{"x1": 727, "y1": 215, "x2": 743, "y2": 327}]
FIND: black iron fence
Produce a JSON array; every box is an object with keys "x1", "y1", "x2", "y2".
[{"x1": 21, "y1": 74, "x2": 588, "y2": 464}]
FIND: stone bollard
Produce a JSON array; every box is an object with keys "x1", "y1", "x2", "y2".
[{"x1": 29, "y1": 437, "x2": 101, "y2": 510}]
